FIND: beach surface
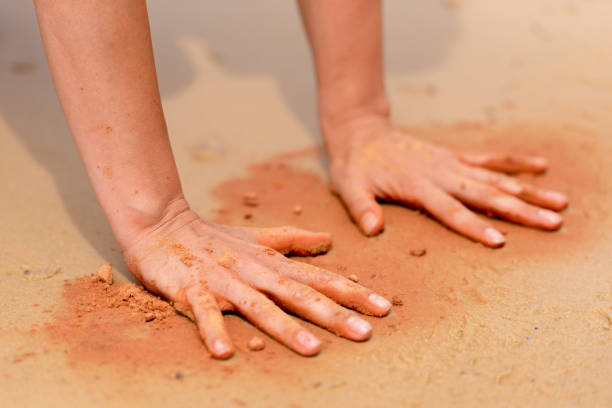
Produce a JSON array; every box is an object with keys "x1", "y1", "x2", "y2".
[{"x1": 1, "y1": 1, "x2": 611, "y2": 406}]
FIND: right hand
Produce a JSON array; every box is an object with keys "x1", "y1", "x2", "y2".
[
  {"x1": 324, "y1": 117, "x2": 569, "y2": 247},
  {"x1": 124, "y1": 200, "x2": 391, "y2": 359}
]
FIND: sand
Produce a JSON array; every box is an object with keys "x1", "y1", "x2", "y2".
[{"x1": 1, "y1": 0, "x2": 612, "y2": 407}]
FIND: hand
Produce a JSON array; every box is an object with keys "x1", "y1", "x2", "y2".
[
  {"x1": 326, "y1": 117, "x2": 569, "y2": 247},
  {"x1": 124, "y1": 199, "x2": 391, "y2": 359}
]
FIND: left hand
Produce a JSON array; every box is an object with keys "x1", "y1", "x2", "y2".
[{"x1": 124, "y1": 202, "x2": 391, "y2": 359}]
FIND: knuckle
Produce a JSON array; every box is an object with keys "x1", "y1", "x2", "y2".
[
  {"x1": 402, "y1": 177, "x2": 429, "y2": 203},
  {"x1": 248, "y1": 297, "x2": 277, "y2": 317},
  {"x1": 253, "y1": 243, "x2": 283, "y2": 258},
  {"x1": 291, "y1": 286, "x2": 318, "y2": 303},
  {"x1": 315, "y1": 272, "x2": 334, "y2": 286},
  {"x1": 476, "y1": 185, "x2": 503, "y2": 202},
  {"x1": 490, "y1": 194, "x2": 518, "y2": 208},
  {"x1": 456, "y1": 177, "x2": 472, "y2": 191},
  {"x1": 275, "y1": 275, "x2": 293, "y2": 288},
  {"x1": 450, "y1": 205, "x2": 473, "y2": 226},
  {"x1": 486, "y1": 186, "x2": 502, "y2": 197},
  {"x1": 285, "y1": 259, "x2": 315, "y2": 278},
  {"x1": 198, "y1": 296, "x2": 217, "y2": 312},
  {"x1": 334, "y1": 310, "x2": 351, "y2": 325}
]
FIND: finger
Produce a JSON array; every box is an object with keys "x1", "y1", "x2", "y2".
[
  {"x1": 458, "y1": 152, "x2": 548, "y2": 174},
  {"x1": 218, "y1": 255, "x2": 375, "y2": 341},
  {"x1": 398, "y1": 179, "x2": 506, "y2": 248},
  {"x1": 255, "y1": 226, "x2": 332, "y2": 256},
  {"x1": 256, "y1": 251, "x2": 391, "y2": 317},
  {"x1": 208, "y1": 224, "x2": 332, "y2": 256},
  {"x1": 446, "y1": 177, "x2": 563, "y2": 230},
  {"x1": 186, "y1": 287, "x2": 234, "y2": 359},
  {"x1": 211, "y1": 267, "x2": 322, "y2": 356},
  {"x1": 337, "y1": 183, "x2": 384, "y2": 236},
  {"x1": 457, "y1": 165, "x2": 569, "y2": 211},
  {"x1": 261, "y1": 274, "x2": 373, "y2": 341}
]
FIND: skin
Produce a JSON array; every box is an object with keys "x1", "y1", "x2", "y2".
[
  {"x1": 33, "y1": 0, "x2": 388, "y2": 359},
  {"x1": 125, "y1": 201, "x2": 390, "y2": 358},
  {"x1": 298, "y1": 0, "x2": 568, "y2": 246},
  {"x1": 33, "y1": 0, "x2": 567, "y2": 358}
]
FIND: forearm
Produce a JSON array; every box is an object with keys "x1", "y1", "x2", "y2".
[
  {"x1": 297, "y1": 0, "x2": 390, "y2": 153},
  {"x1": 34, "y1": 0, "x2": 184, "y2": 250}
]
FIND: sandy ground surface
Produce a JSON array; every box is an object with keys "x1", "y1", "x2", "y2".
[{"x1": 1, "y1": 1, "x2": 612, "y2": 407}]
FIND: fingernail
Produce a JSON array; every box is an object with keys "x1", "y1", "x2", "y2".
[
  {"x1": 368, "y1": 293, "x2": 391, "y2": 311},
  {"x1": 538, "y1": 209, "x2": 562, "y2": 225},
  {"x1": 296, "y1": 330, "x2": 321, "y2": 350},
  {"x1": 213, "y1": 339, "x2": 232, "y2": 357},
  {"x1": 346, "y1": 316, "x2": 372, "y2": 337},
  {"x1": 543, "y1": 190, "x2": 568, "y2": 204},
  {"x1": 361, "y1": 212, "x2": 378, "y2": 235},
  {"x1": 484, "y1": 227, "x2": 505, "y2": 246}
]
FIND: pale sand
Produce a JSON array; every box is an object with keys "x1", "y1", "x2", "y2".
[{"x1": 1, "y1": 1, "x2": 611, "y2": 406}]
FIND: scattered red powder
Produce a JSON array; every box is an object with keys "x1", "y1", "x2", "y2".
[
  {"x1": 212, "y1": 122, "x2": 601, "y2": 330},
  {"x1": 44, "y1": 122, "x2": 602, "y2": 375},
  {"x1": 45, "y1": 276, "x2": 211, "y2": 370},
  {"x1": 169, "y1": 242, "x2": 200, "y2": 267}
]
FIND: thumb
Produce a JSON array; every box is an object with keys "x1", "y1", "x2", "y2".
[
  {"x1": 255, "y1": 226, "x2": 332, "y2": 256},
  {"x1": 214, "y1": 224, "x2": 332, "y2": 256},
  {"x1": 338, "y1": 184, "x2": 384, "y2": 236}
]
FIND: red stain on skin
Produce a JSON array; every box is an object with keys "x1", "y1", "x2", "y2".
[
  {"x1": 168, "y1": 241, "x2": 200, "y2": 267},
  {"x1": 102, "y1": 165, "x2": 113, "y2": 179}
]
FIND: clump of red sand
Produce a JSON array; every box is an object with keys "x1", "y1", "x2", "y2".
[{"x1": 45, "y1": 273, "x2": 211, "y2": 369}]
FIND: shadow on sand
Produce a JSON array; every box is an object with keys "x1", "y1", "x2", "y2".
[{"x1": 0, "y1": 1, "x2": 459, "y2": 270}]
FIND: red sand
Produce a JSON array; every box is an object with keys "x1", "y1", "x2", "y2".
[
  {"x1": 45, "y1": 275, "x2": 211, "y2": 370},
  {"x1": 44, "y1": 122, "x2": 603, "y2": 374}
]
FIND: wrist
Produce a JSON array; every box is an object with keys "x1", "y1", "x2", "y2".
[
  {"x1": 319, "y1": 103, "x2": 392, "y2": 163},
  {"x1": 109, "y1": 193, "x2": 196, "y2": 253},
  {"x1": 121, "y1": 195, "x2": 200, "y2": 282},
  {"x1": 318, "y1": 88, "x2": 390, "y2": 134}
]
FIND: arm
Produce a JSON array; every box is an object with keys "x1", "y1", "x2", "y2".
[
  {"x1": 298, "y1": 0, "x2": 568, "y2": 247},
  {"x1": 35, "y1": 0, "x2": 391, "y2": 359},
  {"x1": 297, "y1": 0, "x2": 389, "y2": 144},
  {"x1": 35, "y1": 0, "x2": 182, "y2": 249}
]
